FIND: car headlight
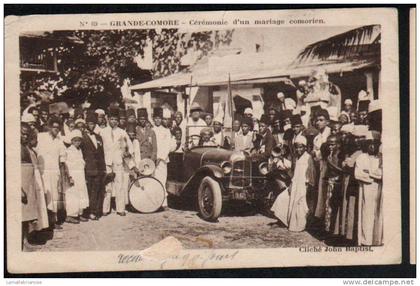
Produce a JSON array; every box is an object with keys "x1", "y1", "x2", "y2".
[
  {"x1": 220, "y1": 161, "x2": 232, "y2": 174},
  {"x1": 259, "y1": 162, "x2": 269, "y2": 175}
]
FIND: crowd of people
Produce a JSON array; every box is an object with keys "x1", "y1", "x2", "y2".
[{"x1": 20, "y1": 78, "x2": 383, "y2": 251}]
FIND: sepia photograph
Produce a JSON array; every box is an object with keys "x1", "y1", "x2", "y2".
[{"x1": 5, "y1": 7, "x2": 403, "y2": 273}]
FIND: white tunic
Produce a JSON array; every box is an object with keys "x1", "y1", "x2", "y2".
[
  {"x1": 287, "y1": 152, "x2": 312, "y2": 232},
  {"x1": 131, "y1": 139, "x2": 142, "y2": 168},
  {"x1": 65, "y1": 145, "x2": 89, "y2": 216},
  {"x1": 36, "y1": 132, "x2": 67, "y2": 212},
  {"x1": 154, "y1": 125, "x2": 176, "y2": 163},
  {"x1": 186, "y1": 118, "x2": 207, "y2": 146},
  {"x1": 355, "y1": 153, "x2": 382, "y2": 246},
  {"x1": 312, "y1": 126, "x2": 331, "y2": 161},
  {"x1": 234, "y1": 132, "x2": 253, "y2": 152},
  {"x1": 212, "y1": 131, "x2": 224, "y2": 146},
  {"x1": 98, "y1": 126, "x2": 133, "y2": 167}
]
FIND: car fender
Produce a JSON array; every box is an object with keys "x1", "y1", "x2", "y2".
[{"x1": 181, "y1": 165, "x2": 224, "y2": 195}]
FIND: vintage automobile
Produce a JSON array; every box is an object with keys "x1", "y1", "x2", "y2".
[{"x1": 166, "y1": 129, "x2": 286, "y2": 222}]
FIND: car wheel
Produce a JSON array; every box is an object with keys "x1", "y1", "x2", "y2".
[{"x1": 197, "y1": 176, "x2": 222, "y2": 221}]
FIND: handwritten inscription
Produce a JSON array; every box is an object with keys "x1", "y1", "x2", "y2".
[
  {"x1": 160, "y1": 250, "x2": 240, "y2": 269},
  {"x1": 117, "y1": 253, "x2": 143, "y2": 264}
]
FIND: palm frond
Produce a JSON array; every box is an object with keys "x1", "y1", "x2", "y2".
[{"x1": 295, "y1": 25, "x2": 380, "y2": 63}]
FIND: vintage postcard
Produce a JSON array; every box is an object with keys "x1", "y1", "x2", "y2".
[{"x1": 5, "y1": 7, "x2": 402, "y2": 273}]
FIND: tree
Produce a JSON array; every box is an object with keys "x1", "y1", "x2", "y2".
[
  {"x1": 295, "y1": 25, "x2": 380, "y2": 62},
  {"x1": 20, "y1": 29, "x2": 234, "y2": 110},
  {"x1": 50, "y1": 30, "x2": 151, "y2": 108},
  {"x1": 151, "y1": 29, "x2": 234, "y2": 78}
]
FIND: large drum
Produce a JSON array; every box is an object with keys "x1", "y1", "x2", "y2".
[{"x1": 129, "y1": 176, "x2": 165, "y2": 213}]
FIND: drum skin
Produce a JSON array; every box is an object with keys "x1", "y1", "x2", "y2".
[{"x1": 129, "y1": 176, "x2": 165, "y2": 213}]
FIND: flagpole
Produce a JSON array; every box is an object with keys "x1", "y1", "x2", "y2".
[
  {"x1": 227, "y1": 73, "x2": 234, "y2": 141},
  {"x1": 185, "y1": 75, "x2": 193, "y2": 141},
  {"x1": 186, "y1": 75, "x2": 193, "y2": 120}
]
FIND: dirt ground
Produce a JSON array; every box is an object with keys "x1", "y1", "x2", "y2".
[{"x1": 33, "y1": 207, "x2": 326, "y2": 252}]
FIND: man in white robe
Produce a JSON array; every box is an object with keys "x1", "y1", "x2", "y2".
[
  {"x1": 287, "y1": 136, "x2": 316, "y2": 232},
  {"x1": 354, "y1": 138, "x2": 382, "y2": 246},
  {"x1": 153, "y1": 108, "x2": 177, "y2": 208},
  {"x1": 36, "y1": 116, "x2": 67, "y2": 229}
]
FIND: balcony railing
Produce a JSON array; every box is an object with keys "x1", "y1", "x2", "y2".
[{"x1": 19, "y1": 36, "x2": 58, "y2": 73}]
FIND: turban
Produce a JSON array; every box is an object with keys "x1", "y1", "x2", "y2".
[
  {"x1": 163, "y1": 108, "x2": 172, "y2": 119},
  {"x1": 294, "y1": 135, "x2": 307, "y2": 146},
  {"x1": 244, "y1": 107, "x2": 253, "y2": 115},
  {"x1": 284, "y1": 98, "x2": 296, "y2": 110},
  {"x1": 344, "y1": 99, "x2": 353, "y2": 105},
  {"x1": 69, "y1": 129, "x2": 83, "y2": 141},
  {"x1": 21, "y1": 113, "x2": 36, "y2": 123},
  {"x1": 75, "y1": 118, "x2": 86, "y2": 125},
  {"x1": 95, "y1": 109, "x2": 106, "y2": 116},
  {"x1": 358, "y1": 90, "x2": 369, "y2": 101}
]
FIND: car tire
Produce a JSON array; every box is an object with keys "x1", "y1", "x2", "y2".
[{"x1": 197, "y1": 176, "x2": 222, "y2": 221}]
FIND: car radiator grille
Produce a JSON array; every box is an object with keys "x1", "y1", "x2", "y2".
[{"x1": 231, "y1": 160, "x2": 251, "y2": 187}]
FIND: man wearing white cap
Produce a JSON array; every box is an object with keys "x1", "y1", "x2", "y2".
[
  {"x1": 94, "y1": 109, "x2": 107, "y2": 134},
  {"x1": 286, "y1": 134, "x2": 316, "y2": 232},
  {"x1": 343, "y1": 99, "x2": 353, "y2": 114},
  {"x1": 21, "y1": 113, "x2": 36, "y2": 130},
  {"x1": 244, "y1": 107, "x2": 253, "y2": 118},
  {"x1": 211, "y1": 112, "x2": 225, "y2": 147},
  {"x1": 269, "y1": 92, "x2": 286, "y2": 114}
]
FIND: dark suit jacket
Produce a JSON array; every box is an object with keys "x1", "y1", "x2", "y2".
[
  {"x1": 136, "y1": 126, "x2": 157, "y2": 162},
  {"x1": 253, "y1": 129, "x2": 275, "y2": 162},
  {"x1": 81, "y1": 132, "x2": 106, "y2": 177}
]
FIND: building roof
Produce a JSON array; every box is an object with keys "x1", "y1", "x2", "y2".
[
  {"x1": 130, "y1": 58, "x2": 376, "y2": 91},
  {"x1": 130, "y1": 25, "x2": 380, "y2": 91}
]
